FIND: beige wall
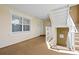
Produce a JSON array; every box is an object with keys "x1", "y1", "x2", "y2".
[
  {"x1": 0, "y1": 5, "x2": 44, "y2": 48},
  {"x1": 70, "y1": 5, "x2": 78, "y2": 25},
  {"x1": 43, "y1": 19, "x2": 51, "y2": 35}
]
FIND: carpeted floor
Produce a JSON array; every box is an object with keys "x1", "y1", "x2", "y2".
[{"x1": 0, "y1": 36, "x2": 69, "y2": 55}]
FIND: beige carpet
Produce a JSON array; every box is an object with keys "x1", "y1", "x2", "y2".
[{"x1": 0, "y1": 36, "x2": 69, "y2": 55}]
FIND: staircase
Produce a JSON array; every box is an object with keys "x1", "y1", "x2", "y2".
[
  {"x1": 74, "y1": 24, "x2": 79, "y2": 51},
  {"x1": 75, "y1": 32, "x2": 79, "y2": 51}
]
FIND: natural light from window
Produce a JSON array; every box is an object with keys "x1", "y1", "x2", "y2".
[{"x1": 12, "y1": 19, "x2": 20, "y2": 25}]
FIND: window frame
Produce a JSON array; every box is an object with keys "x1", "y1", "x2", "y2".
[
  {"x1": 11, "y1": 14, "x2": 30, "y2": 32},
  {"x1": 22, "y1": 17, "x2": 30, "y2": 31},
  {"x1": 12, "y1": 14, "x2": 23, "y2": 32}
]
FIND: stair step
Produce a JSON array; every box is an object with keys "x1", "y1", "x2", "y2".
[
  {"x1": 75, "y1": 37, "x2": 79, "y2": 41},
  {"x1": 75, "y1": 47, "x2": 79, "y2": 51},
  {"x1": 75, "y1": 35, "x2": 79, "y2": 37},
  {"x1": 75, "y1": 40, "x2": 79, "y2": 42},
  {"x1": 75, "y1": 45, "x2": 79, "y2": 47},
  {"x1": 75, "y1": 32, "x2": 79, "y2": 35},
  {"x1": 75, "y1": 33, "x2": 79, "y2": 51},
  {"x1": 75, "y1": 42, "x2": 79, "y2": 45},
  {"x1": 75, "y1": 37, "x2": 79, "y2": 38},
  {"x1": 75, "y1": 45, "x2": 79, "y2": 51},
  {"x1": 75, "y1": 33, "x2": 79, "y2": 36}
]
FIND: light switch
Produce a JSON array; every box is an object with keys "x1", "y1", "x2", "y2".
[{"x1": 59, "y1": 34, "x2": 64, "y2": 38}]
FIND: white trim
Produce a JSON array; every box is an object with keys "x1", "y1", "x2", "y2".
[{"x1": 9, "y1": 11, "x2": 31, "y2": 34}]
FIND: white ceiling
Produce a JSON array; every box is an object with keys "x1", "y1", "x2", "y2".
[{"x1": 8, "y1": 4, "x2": 68, "y2": 20}]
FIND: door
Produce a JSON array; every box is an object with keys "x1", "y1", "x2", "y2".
[{"x1": 57, "y1": 27, "x2": 69, "y2": 47}]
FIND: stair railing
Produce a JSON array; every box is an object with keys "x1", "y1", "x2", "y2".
[{"x1": 67, "y1": 12, "x2": 77, "y2": 51}]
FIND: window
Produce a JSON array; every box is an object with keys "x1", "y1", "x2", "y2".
[
  {"x1": 12, "y1": 14, "x2": 30, "y2": 32},
  {"x1": 12, "y1": 15, "x2": 22, "y2": 32},
  {"x1": 23, "y1": 18, "x2": 30, "y2": 31}
]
